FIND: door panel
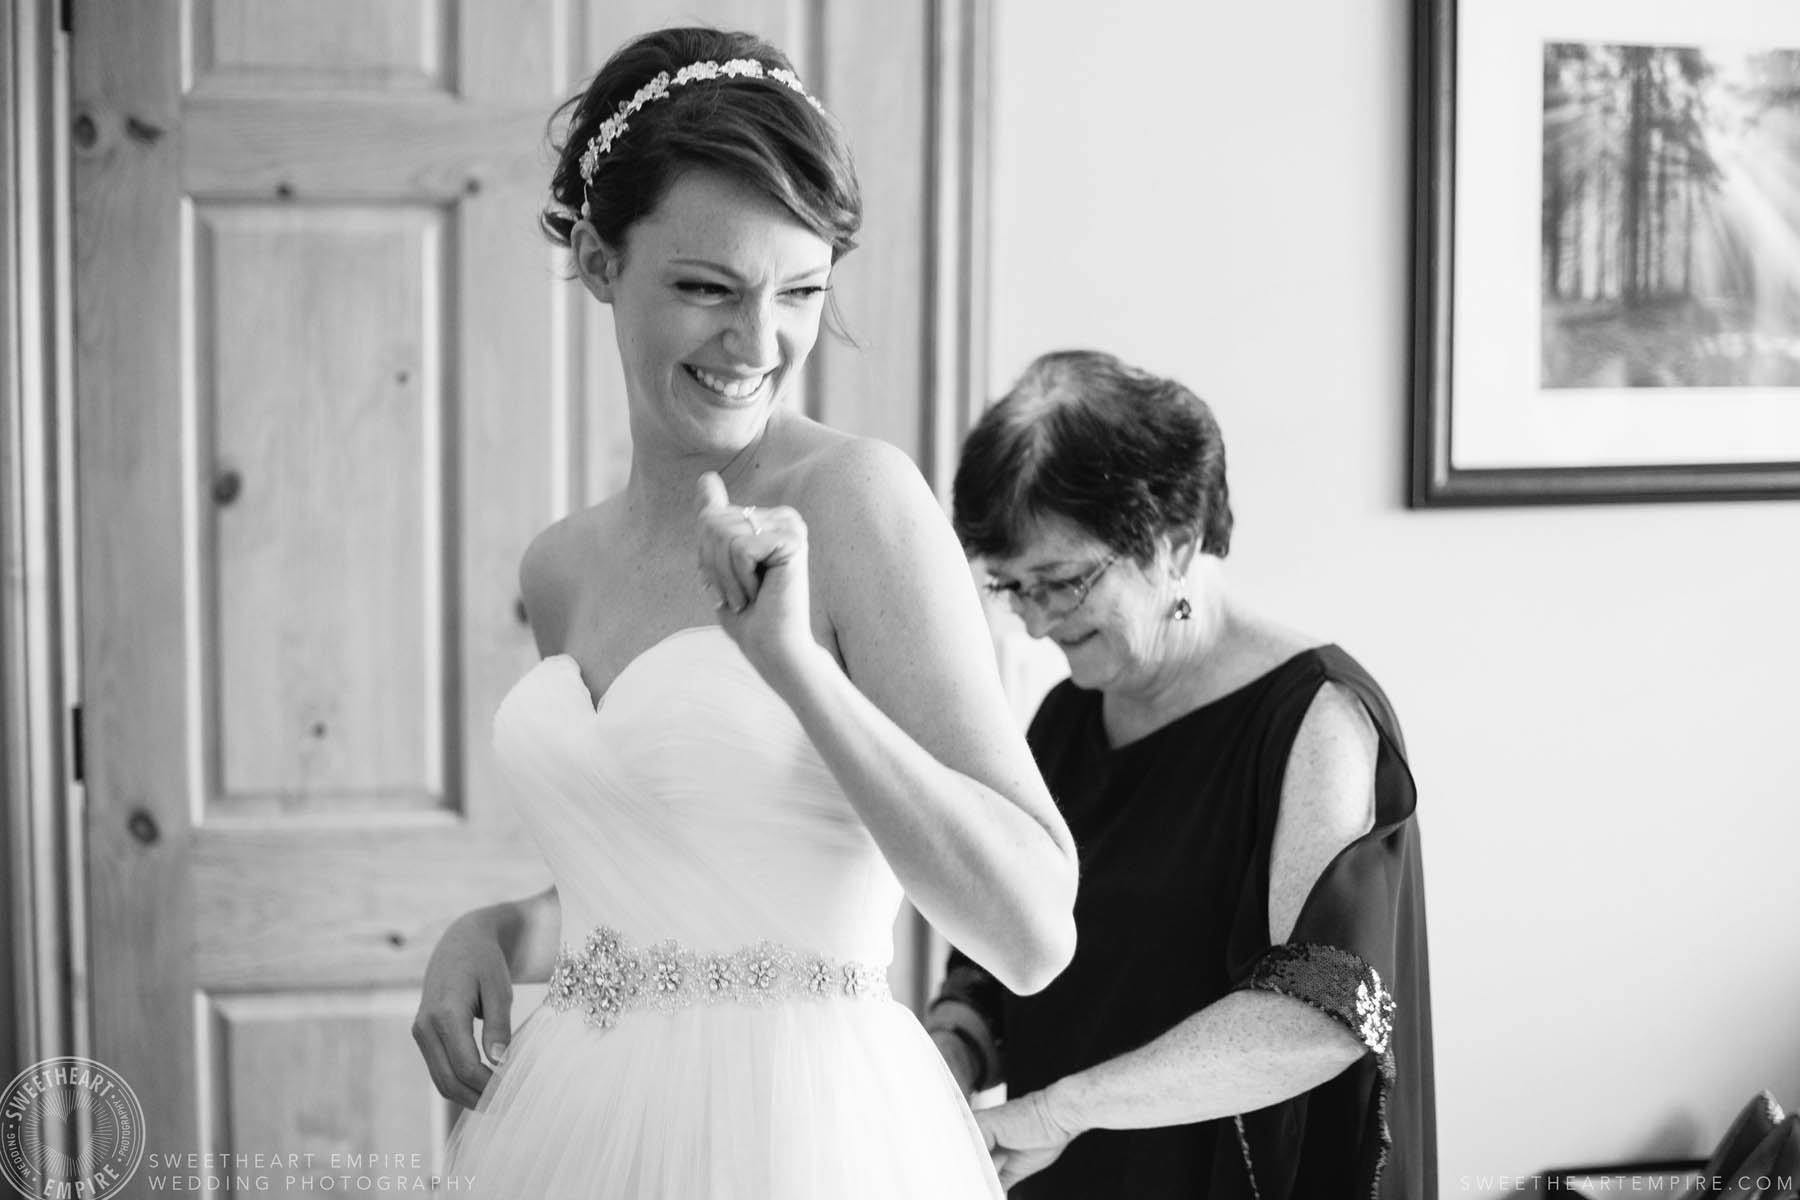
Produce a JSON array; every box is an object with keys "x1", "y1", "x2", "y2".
[
  {"x1": 202, "y1": 990, "x2": 449, "y2": 1177},
  {"x1": 191, "y1": 0, "x2": 457, "y2": 96},
  {"x1": 204, "y1": 204, "x2": 448, "y2": 812}
]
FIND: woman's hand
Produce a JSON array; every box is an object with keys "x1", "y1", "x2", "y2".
[
  {"x1": 694, "y1": 471, "x2": 816, "y2": 681},
  {"x1": 412, "y1": 916, "x2": 515, "y2": 1108},
  {"x1": 975, "y1": 1088, "x2": 1081, "y2": 1189}
]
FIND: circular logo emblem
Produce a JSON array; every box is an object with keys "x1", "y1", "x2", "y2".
[{"x1": 0, "y1": 1057, "x2": 145, "y2": 1200}]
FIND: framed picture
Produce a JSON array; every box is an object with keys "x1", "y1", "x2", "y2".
[{"x1": 1411, "y1": 0, "x2": 1800, "y2": 505}]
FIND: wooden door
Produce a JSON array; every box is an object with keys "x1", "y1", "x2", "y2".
[
  {"x1": 74, "y1": 0, "x2": 573, "y2": 1177},
  {"x1": 72, "y1": 0, "x2": 985, "y2": 1181}
]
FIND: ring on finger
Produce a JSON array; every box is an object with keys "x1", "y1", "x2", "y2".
[{"x1": 742, "y1": 505, "x2": 760, "y2": 536}]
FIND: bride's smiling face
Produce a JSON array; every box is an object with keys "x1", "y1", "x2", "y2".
[{"x1": 578, "y1": 169, "x2": 835, "y2": 459}]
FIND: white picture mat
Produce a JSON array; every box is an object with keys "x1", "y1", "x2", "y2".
[{"x1": 1450, "y1": 0, "x2": 1800, "y2": 469}]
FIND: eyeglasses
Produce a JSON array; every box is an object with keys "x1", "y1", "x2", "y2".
[{"x1": 983, "y1": 555, "x2": 1117, "y2": 620}]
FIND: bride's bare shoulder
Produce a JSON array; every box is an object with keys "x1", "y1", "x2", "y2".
[
  {"x1": 786, "y1": 429, "x2": 956, "y2": 594},
  {"x1": 523, "y1": 497, "x2": 625, "y2": 570},
  {"x1": 779, "y1": 424, "x2": 928, "y2": 513},
  {"x1": 519, "y1": 497, "x2": 626, "y2": 646}
]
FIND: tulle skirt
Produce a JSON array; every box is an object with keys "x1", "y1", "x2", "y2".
[{"x1": 442, "y1": 997, "x2": 1002, "y2": 1199}]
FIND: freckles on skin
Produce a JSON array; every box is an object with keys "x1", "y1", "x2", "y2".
[{"x1": 602, "y1": 171, "x2": 834, "y2": 452}]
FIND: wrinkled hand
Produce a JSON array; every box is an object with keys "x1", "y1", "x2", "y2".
[
  {"x1": 975, "y1": 1088, "x2": 1080, "y2": 1190},
  {"x1": 694, "y1": 472, "x2": 813, "y2": 678},
  {"x1": 411, "y1": 918, "x2": 513, "y2": 1108}
]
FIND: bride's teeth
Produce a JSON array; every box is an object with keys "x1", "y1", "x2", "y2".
[{"x1": 690, "y1": 367, "x2": 765, "y2": 399}]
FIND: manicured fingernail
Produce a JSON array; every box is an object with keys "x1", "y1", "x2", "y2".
[{"x1": 489, "y1": 1043, "x2": 507, "y2": 1064}]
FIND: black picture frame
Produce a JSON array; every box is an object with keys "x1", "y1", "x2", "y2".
[{"x1": 1408, "y1": 0, "x2": 1800, "y2": 506}]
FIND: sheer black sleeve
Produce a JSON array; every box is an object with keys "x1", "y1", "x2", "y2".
[{"x1": 1226, "y1": 651, "x2": 1434, "y2": 1199}]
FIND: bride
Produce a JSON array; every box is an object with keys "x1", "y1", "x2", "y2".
[{"x1": 410, "y1": 25, "x2": 1078, "y2": 1198}]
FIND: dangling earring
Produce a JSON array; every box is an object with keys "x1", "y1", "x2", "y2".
[{"x1": 1172, "y1": 581, "x2": 1192, "y2": 622}]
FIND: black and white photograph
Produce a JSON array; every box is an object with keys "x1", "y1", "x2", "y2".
[
  {"x1": 1542, "y1": 42, "x2": 1800, "y2": 392},
  {"x1": 4, "y1": 2, "x2": 1797, "y2": 1199}
]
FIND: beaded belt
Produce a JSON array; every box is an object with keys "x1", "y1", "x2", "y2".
[{"x1": 545, "y1": 925, "x2": 891, "y2": 1031}]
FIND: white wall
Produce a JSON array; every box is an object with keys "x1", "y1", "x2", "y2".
[{"x1": 989, "y1": 2, "x2": 1800, "y2": 1193}]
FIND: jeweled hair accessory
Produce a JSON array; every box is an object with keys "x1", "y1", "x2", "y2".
[{"x1": 576, "y1": 58, "x2": 827, "y2": 217}]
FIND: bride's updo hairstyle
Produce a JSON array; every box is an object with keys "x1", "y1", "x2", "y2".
[{"x1": 542, "y1": 27, "x2": 862, "y2": 263}]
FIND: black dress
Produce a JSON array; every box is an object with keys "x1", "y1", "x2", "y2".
[{"x1": 937, "y1": 645, "x2": 1435, "y2": 1198}]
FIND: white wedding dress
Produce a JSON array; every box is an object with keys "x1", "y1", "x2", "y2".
[{"x1": 444, "y1": 625, "x2": 1002, "y2": 1199}]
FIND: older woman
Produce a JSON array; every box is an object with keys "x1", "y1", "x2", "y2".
[{"x1": 926, "y1": 350, "x2": 1434, "y2": 1198}]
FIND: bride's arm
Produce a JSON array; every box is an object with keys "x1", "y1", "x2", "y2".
[
  {"x1": 486, "y1": 883, "x2": 563, "y2": 981},
  {"x1": 413, "y1": 532, "x2": 578, "y2": 1107},
  {"x1": 413, "y1": 886, "x2": 560, "y2": 1107},
  {"x1": 703, "y1": 439, "x2": 1078, "y2": 994}
]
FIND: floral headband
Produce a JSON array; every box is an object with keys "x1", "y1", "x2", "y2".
[{"x1": 575, "y1": 58, "x2": 827, "y2": 218}]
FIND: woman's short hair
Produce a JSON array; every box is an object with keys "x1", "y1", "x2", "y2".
[
  {"x1": 953, "y1": 350, "x2": 1233, "y2": 564},
  {"x1": 541, "y1": 27, "x2": 862, "y2": 262}
]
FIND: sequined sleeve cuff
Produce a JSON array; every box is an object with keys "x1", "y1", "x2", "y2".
[{"x1": 1238, "y1": 942, "x2": 1397, "y2": 1080}]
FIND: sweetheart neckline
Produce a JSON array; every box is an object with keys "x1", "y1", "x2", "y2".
[{"x1": 540, "y1": 624, "x2": 726, "y2": 712}]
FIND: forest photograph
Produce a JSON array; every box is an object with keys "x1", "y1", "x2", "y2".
[{"x1": 1541, "y1": 42, "x2": 1800, "y2": 390}]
